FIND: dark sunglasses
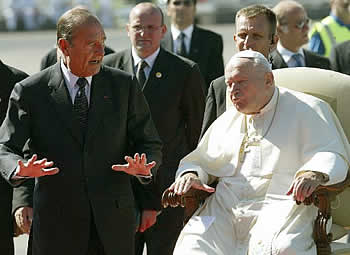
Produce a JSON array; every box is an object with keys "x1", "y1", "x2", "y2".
[{"x1": 173, "y1": 0, "x2": 193, "y2": 6}]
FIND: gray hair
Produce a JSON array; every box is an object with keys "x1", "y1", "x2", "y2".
[{"x1": 57, "y1": 7, "x2": 101, "y2": 44}]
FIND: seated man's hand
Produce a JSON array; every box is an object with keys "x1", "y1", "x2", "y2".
[
  {"x1": 16, "y1": 154, "x2": 59, "y2": 178},
  {"x1": 138, "y1": 209, "x2": 158, "y2": 233},
  {"x1": 14, "y1": 206, "x2": 33, "y2": 235},
  {"x1": 286, "y1": 171, "x2": 328, "y2": 203},
  {"x1": 112, "y1": 153, "x2": 156, "y2": 176},
  {"x1": 169, "y1": 172, "x2": 215, "y2": 195}
]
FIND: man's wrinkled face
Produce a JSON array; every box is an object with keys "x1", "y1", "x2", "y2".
[
  {"x1": 127, "y1": 9, "x2": 166, "y2": 58},
  {"x1": 279, "y1": 7, "x2": 310, "y2": 49},
  {"x1": 167, "y1": 0, "x2": 196, "y2": 28},
  {"x1": 225, "y1": 58, "x2": 272, "y2": 114},
  {"x1": 234, "y1": 14, "x2": 273, "y2": 59},
  {"x1": 60, "y1": 22, "x2": 106, "y2": 77}
]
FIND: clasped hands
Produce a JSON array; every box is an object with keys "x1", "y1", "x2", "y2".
[{"x1": 16, "y1": 153, "x2": 155, "y2": 178}]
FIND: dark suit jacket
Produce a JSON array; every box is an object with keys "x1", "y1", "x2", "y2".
[
  {"x1": 103, "y1": 48, "x2": 205, "y2": 210},
  {"x1": 199, "y1": 61, "x2": 281, "y2": 138},
  {"x1": 161, "y1": 25, "x2": 224, "y2": 92},
  {"x1": 330, "y1": 40, "x2": 350, "y2": 75},
  {"x1": 271, "y1": 49, "x2": 331, "y2": 70},
  {"x1": 0, "y1": 60, "x2": 28, "y2": 255},
  {"x1": 40, "y1": 46, "x2": 115, "y2": 71},
  {"x1": 0, "y1": 63, "x2": 162, "y2": 255}
]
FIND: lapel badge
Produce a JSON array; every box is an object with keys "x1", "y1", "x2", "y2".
[{"x1": 155, "y1": 72, "x2": 162, "y2": 78}]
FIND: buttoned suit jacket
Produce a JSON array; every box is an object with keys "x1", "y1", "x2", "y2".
[
  {"x1": 0, "y1": 63, "x2": 162, "y2": 255},
  {"x1": 0, "y1": 60, "x2": 28, "y2": 255},
  {"x1": 103, "y1": 48, "x2": 205, "y2": 210},
  {"x1": 161, "y1": 25, "x2": 224, "y2": 93},
  {"x1": 271, "y1": 49, "x2": 331, "y2": 70},
  {"x1": 330, "y1": 40, "x2": 350, "y2": 75}
]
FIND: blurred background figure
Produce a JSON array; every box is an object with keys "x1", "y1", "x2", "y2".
[
  {"x1": 161, "y1": 0, "x2": 224, "y2": 92},
  {"x1": 309, "y1": 0, "x2": 350, "y2": 58},
  {"x1": 2, "y1": 0, "x2": 38, "y2": 31},
  {"x1": 272, "y1": 0, "x2": 330, "y2": 69},
  {"x1": 330, "y1": 39, "x2": 350, "y2": 74}
]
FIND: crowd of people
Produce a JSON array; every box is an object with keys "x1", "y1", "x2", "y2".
[{"x1": 1, "y1": 0, "x2": 350, "y2": 254}]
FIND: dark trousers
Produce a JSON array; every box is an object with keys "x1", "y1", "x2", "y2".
[
  {"x1": 135, "y1": 207, "x2": 184, "y2": 255},
  {"x1": 27, "y1": 218, "x2": 105, "y2": 255}
]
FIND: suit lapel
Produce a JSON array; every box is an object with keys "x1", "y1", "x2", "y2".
[
  {"x1": 85, "y1": 67, "x2": 113, "y2": 146},
  {"x1": 48, "y1": 63, "x2": 84, "y2": 146},
  {"x1": 189, "y1": 26, "x2": 200, "y2": 59},
  {"x1": 142, "y1": 49, "x2": 167, "y2": 92},
  {"x1": 120, "y1": 50, "x2": 134, "y2": 75}
]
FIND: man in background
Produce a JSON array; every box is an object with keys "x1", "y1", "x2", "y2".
[
  {"x1": 271, "y1": 0, "x2": 330, "y2": 69},
  {"x1": 200, "y1": 5, "x2": 279, "y2": 138},
  {"x1": 103, "y1": 3, "x2": 205, "y2": 255},
  {"x1": 161, "y1": 0, "x2": 224, "y2": 92}
]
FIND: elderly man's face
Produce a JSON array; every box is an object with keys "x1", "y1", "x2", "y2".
[
  {"x1": 234, "y1": 14, "x2": 274, "y2": 59},
  {"x1": 167, "y1": 0, "x2": 196, "y2": 28},
  {"x1": 62, "y1": 22, "x2": 105, "y2": 77},
  {"x1": 225, "y1": 58, "x2": 272, "y2": 114},
  {"x1": 127, "y1": 8, "x2": 166, "y2": 58}
]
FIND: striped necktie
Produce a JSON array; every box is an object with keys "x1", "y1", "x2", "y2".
[{"x1": 177, "y1": 32, "x2": 187, "y2": 57}]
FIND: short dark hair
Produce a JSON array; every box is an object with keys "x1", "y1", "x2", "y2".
[
  {"x1": 235, "y1": 5, "x2": 277, "y2": 38},
  {"x1": 166, "y1": 0, "x2": 197, "y2": 5},
  {"x1": 57, "y1": 7, "x2": 101, "y2": 44}
]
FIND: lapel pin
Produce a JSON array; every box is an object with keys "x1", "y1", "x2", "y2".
[
  {"x1": 156, "y1": 72, "x2": 162, "y2": 78},
  {"x1": 104, "y1": 96, "x2": 110, "y2": 99}
]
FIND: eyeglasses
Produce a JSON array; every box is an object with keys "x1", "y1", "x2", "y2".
[
  {"x1": 130, "y1": 25, "x2": 162, "y2": 33},
  {"x1": 172, "y1": 0, "x2": 193, "y2": 6},
  {"x1": 295, "y1": 18, "x2": 310, "y2": 29}
]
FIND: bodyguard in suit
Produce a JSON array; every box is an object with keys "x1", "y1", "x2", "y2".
[
  {"x1": 200, "y1": 5, "x2": 279, "y2": 137},
  {"x1": 161, "y1": 0, "x2": 224, "y2": 92},
  {"x1": 271, "y1": 0, "x2": 331, "y2": 70},
  {"x1": 103, "y1": 3, "x2": 205, "y2": 255},
  {"x1": 0, "y1": 60, "x2": 28, "y2": 254},
  {"x1": 0, "y1": 7, "x2": 162, "y2": 255},
  {"x1": 330, "y1": 40, "x2": 350, "y2": 75}
]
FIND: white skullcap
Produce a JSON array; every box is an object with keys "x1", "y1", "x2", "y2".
[{"x1": 231, "y1": 50, "x2": 272, "y2": 72}]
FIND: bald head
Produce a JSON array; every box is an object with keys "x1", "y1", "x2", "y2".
[
  {"x1": 273, "y1": 0, "x2": 305, "y2": 26},
  {"x1": 129, "y1": 2, "x2": 164, "y2": 26}
]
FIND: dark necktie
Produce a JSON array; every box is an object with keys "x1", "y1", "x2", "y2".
[
  {"x1": 291, "y1": 53, "x2": 304, "y2": 67},
  {"x1": 177, "y1": 32, "x2": 187, "y2": 57},
  {"x1": 136, "y1": 60, "x2": 148, "y2": 89},
  {"x1": 73, "y1": 78, "x2": 89, "y2": 136}
]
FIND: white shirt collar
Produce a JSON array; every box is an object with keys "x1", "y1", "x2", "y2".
[
  {"x1": 277, "y1": 42, "x2": 304, "y2": 64},
  {"x1": 171, "y1": 24, "x2": 194, "y2": 41},
  {"x1": 131, "y1": 47, "x2": 160, "y2": 70},
  {"x1": 60, "y1": 60, "x2": 92, "y2": 88}
]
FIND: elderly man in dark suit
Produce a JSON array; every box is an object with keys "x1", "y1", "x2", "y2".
[
  {"x1": 200, "y1": 5, "x2": 279, "y2": 137},
  {"x1": 271, "y1": 0, "x2": 330, "y2": 70},
  {"x1": 0, "y1": 7, "x2": 162, "y2": 255},
  {"x1": 161, "y1": 0, "x2": 224, "y2": 92},
  {"x1": 103, "y1": 3, "x2": 205, "y2": 255},
  {"x1": 0, "y1": 60, "x2": 28, "y2": 255}
]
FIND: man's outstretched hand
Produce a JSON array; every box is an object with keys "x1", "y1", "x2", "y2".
[
  {"x1": 111, "y1": 153, "x2": 156, "y2": 176},
  {"x1": 16, "y1": 154, "x2": 59, "y2": 178}
]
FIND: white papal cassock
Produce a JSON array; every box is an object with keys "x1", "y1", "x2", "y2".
[{"x1": 173, "y1": 87, "x2": 350, "y2": 255}]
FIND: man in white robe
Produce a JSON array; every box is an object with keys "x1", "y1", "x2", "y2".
[{"x1": 168, "y1": 50, "x2": 350, "y2": 255}]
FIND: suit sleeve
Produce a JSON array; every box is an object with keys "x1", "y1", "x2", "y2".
[
  {"x1": 199, "y1": 81, "x2": 217, "y2": 140},
  {"x1": 0, "y1": 83, "x2": 31, "y2": 186},
  {"x1": 330, "y1": 46, "x2": 341, "y2": 72},
  {"x1": 181, "y1": 63, "x2": 205, "y2": 152}
]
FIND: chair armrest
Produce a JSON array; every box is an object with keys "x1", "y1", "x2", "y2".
[
  {"x1": 161, "y1": 188, "x2": 213, "y2": 223},
  {"x1": 299, "y1": 171, "x2": 350, "y2": 255}
]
